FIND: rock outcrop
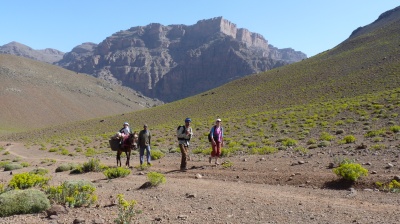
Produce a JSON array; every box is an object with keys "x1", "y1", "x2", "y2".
[
  {"x1": 0, "y1": 41, "x2": 64, "y2": 64},
  {"x1": 57, "y1": 17, "x2": 307, "y2": 102}
]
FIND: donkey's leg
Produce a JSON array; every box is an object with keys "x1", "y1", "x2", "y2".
[
  {"x1": 117, "y1": 151, "x2": 121, "y2": 167},
  {"x1": 126, "y1": 150, "x2": 131, "y2": 167}
]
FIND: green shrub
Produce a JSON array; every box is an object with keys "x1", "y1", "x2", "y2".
[
  {"x1": 20, "y1": 162, "x2": 30, "y2": 167},
  {"x1": 0, "y1": 189, "x2": 50, "y2": 217},
  {"x1": 308, "y1": 144, "x2": 318, "y2": 149},
  {"x1": 333, "y1": 156, "x2": 354, "y2": 167},
  {"x1": 134, "y1": 163, "x2": 151, "y2": 171},
  {"x1": 81, "y1": 158, "x2": 103, "y2": 173},
  {"x1": 343, "y1": 135, "x2": 356, "y2": 144},
  {"x1": 8, "y1": 172, "x2": 50, "y2": 190},
  {"x1": 221, "y1": 160, "x2": 233, "y2": 168},
  {"x1": 56, "y1": 163, "x2": 77, "y2": 172},
  {"x1": 390, "y1": 125, "x2": 400, "y2": 133},
  {"x1": 365, "y1": 129, "x2": 386, "y2": 138},
  {"x1": 0, "y1": 183, "x2": 5, "y2": 194},
  {"x1": 151, "y1": 150, "x2": 165, "y2": 160},
  {"x1": 320, "y1": 132, "x2": 335, "y2": 141},
  {"x1": 251, "y1": 146, "x2": 278, "y2": 155},
  {"x1": 29, "y1": 167, "x2": 49, "y2": 176},
  {"x1": 45, "y1": 180, "x2": 97, "y2": 208},
  {"x1": 318, "y1": 141, "x2": 330, "y2": 148},
  {"x1": 282, "y1": 138, "x2": 297, "y2": 147},
  {"x1": 103, "y1": 167, "x2": 131, "y2": 179},
  {"x1": 333, "y1": 163, "x2": 368, "y2": 182},
  {"x1": 0, "y1": 161, "x2": 11, "y2": 168},
  {"x1": 370, "y1": 144, "x2": 386, "y2": 150},
  {"x1": 293, "y1": 147, "x2": 309, "y2": 154},
  {"x1": 147, "y1": 172, "x2": 166, "y2": 187},
  {"x1": 85, "y1": 147, "x2": 96, "y2": 157},
  {"x1": 114, "y1": 194, "x2": 141, "y2": 224},
  {"x1": 375, "y1": 180, "x2": 400, "y2": 193},
  {"x1": 3, "y1": 163, "x2": 22, "y2": 171}
]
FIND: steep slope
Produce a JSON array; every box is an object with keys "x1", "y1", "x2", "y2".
[
  {"x1": 56, "y1": 17, "x2": 306, "y2": 102},
  {"x1": 2, "y1": 6, "x2": 399, "y2": 141},
  {"x1": 0, "y1": 54, "x2": 162, "y2": 134},
  {"x1": 0, "y1": 41, "x2": 64, "y2": 64}
]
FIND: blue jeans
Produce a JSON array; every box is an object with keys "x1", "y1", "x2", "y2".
[{"x1": 139, "y1": 145, "x2": 151, "y2": 165}]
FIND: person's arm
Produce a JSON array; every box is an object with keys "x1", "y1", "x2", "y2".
[
  {"x1": 210, "y1": 126, "x2": 215, "y2": 144},
  {"x1": 148, "y1": 132, "x2": 151, "y2": 145}
]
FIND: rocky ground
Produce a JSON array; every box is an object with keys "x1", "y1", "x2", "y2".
[{"x1": 0, "y1": 141, "x2": 400, "y2": 224}]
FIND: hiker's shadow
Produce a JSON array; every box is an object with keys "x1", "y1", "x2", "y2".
[{"x1": 164, "y1": 166, "x2": 205, "y2": 174}]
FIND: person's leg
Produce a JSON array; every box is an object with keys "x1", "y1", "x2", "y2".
[
  {"x1": 210, "y1": 143, "x2": 217, "y2": 163},
  {"x1": 179, "y1": 144, "x2": 187, "y2": 170},
  {"x1": 139, "y1": 146, "x2": 145, "y2": 165},
  {"x1": 146, "y1": 145, "x2": 151, "y2": 165},
  {"x1": 215, "y1": 142, "x2": 222, "y2": 164}
]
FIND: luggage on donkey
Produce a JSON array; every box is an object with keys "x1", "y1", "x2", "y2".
[{"x1": 109, "y1": 132, "x2": 122, "y2": 151}]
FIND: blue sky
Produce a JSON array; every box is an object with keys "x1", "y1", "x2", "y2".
[{"x1": 1, "y1": 1, "x2": 398, "y2": 57}]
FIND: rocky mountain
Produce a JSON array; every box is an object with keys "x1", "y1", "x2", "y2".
[
  {"x1": 0, "y1": 41, "x2": 64, "y2": 64},
  {"x1": 57, "y1": 17, "x2": 307, "y2": 102}
]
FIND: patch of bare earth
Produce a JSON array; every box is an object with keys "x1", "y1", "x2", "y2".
[{"x1": 0, "y1": 142, "x2": 399, "y2": 224}]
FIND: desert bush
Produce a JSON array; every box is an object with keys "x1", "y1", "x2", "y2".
[
  {"x1": 390, "y1": 125, "x2": 400, "y2": 133},
  {"x1": 85, "y1": 147, "x2": 96, "y2": 157},
  {"x1": 0, "y1": 189, "x2": 50, "y2": 217},
  {"x1": 318, "y1": 141, "x2": 331, "y2": 148},
  {"x1": 335, "y1": 129, "x2": 345, "y2": 135},
  {"x1": 3, "y1": 163, "x2": 22, "y2": 171},
  {"x1": 251, "y1": 146, "x2": 278, "y2": 155},
  {"x1": 343, "y1": 135, "x2": 356, "y2": 144},
  {"x1": 29, "y1": 167, "x2": 49, "y2": 175},
  {"x1": 221, "y1": 160, "x2": 234, "y2": 168},
  {"x1": 365, "y1": 129, "x2": 386, "y2": 138},
  {"x1": 48, "y1": 147, "x2": 58, "y2": 152},
  {"x1": 370, "y1": 144, "x2": 386, "y2": 150},
  {"x1": 56, "y1": 163, "x2": 77, "y2": 172},
  {"x1": 333, "y1": 156, "x2": 354, "y2": 167},
  {"x1": 8, "y1": 172, "x2": 50, "y2": 190},
  {"x1": 307, "y1": 139, "x2": 317, "y2": 145},
  {"x1": 375, "y1": 180, "x2": 400, "y2": 193},
  {"x1": 147, "y1": 172, "x2": 166, "y2": 187},
  {"x1": 150, "y1": 150, "x2": 165, "y2": 160},
  {"x1": 0, "y1": 183, "x2": 5, "y2": 194},
  {"x1": 20, "y1": 162, "x2": 30, "y2": 167},
  {"x1": 333, "y1": 163, "x2": 368, "y2": 182},
  {"x1": 320, "y1": 132, "x2": 335, "y2": 141},
  {"x1": 282, "y1": 138, "x2": 297, "y2": 147},
  {"x1": 45, "y1": 180, "x2": 97, "y2": 208},
  {"x1": 103, "y1": 167, "x2": 131, "y2": 179},
  {"x1": 308, "y1": 144, "x2": 318, "y2": 149},
  {"x1": 134, "y1": 163, "x2": 151, "y2": 171},
  {"x1": 114, "y1": 194, "x2": 141, "y2": 224},
  {"x1": 293, "y1": 147, "x2": 309, "y2": 154},
  {"x1": 81, "y1": 158, "x2": 104, "y2": 173},
  {"x1": 0, "y1": 161, "x2": 11, "y2": 168}
]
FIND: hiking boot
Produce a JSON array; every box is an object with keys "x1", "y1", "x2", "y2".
[
  {"x1": 209, "y1": 157, "x2": 212, "y2": 164},
  {"x1": 180, "y1": 168, "x2": 187, "y2": 172}
]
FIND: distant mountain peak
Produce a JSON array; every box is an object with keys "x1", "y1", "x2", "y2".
[
  {"x1": 0, "y1": 41, "x2": 64, "y2": 64},
  {"x1": 57, "y1": 17, "x2": 307, "y2": 102}
]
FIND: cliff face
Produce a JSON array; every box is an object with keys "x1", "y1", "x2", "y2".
[{"x1": 57, "y1": 17, "x2": 307, "y2": 102}]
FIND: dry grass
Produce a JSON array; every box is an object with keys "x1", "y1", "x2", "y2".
[
  {"x1": 0, "y1": 55, "x2": 162, "y2": 134},
  {"x1": 0, "y1": 13, "x2": 399, "y2": 156}
]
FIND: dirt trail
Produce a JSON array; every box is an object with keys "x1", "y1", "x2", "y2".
[{"x1": 1, "y1": 141, "x2": 399, "y2": 223}]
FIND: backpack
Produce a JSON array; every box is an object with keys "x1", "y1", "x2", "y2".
[
  {"x1": 177, "y1": 125, "x2": 186, "y2": 140},
  {"x1": 208, "y1": 125, "x2": 218, "y2": 142}
]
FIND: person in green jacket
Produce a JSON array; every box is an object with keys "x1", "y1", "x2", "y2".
[{"x1": 138, "y1": 124, "x2": 151, "y2": 165}]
